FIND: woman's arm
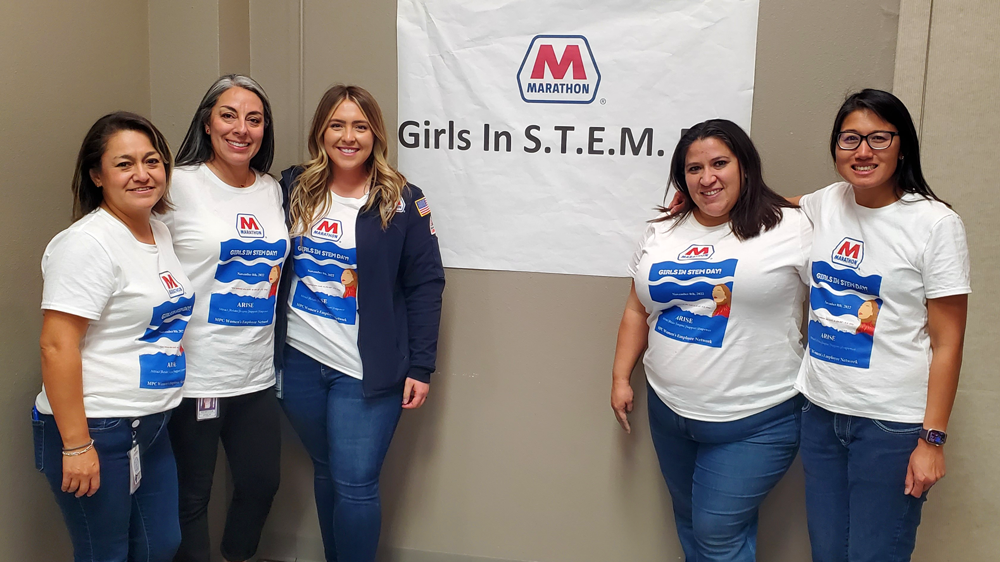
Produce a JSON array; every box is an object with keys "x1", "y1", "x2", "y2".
[
  {"x1": 40, "y1": 310, "x2": 101, "y2": 497},
  {"x1": 399, "y1": 187, "x2": 446, "y2": 409},
  {"x1": 610, "y1": 282, "x2": 650, "y2": 434},
  {"x1": 905, "y1": 293, "x2": 968, "y2": 497}
]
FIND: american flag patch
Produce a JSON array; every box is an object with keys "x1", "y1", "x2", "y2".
[{"x1": 415, "y1": 197, "x2": 431, "y2": 217}]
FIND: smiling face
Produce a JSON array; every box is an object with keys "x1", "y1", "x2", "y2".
[
  {"x1": 684, "y1": 137, "x2": 742, "y2": 227},
  {"x1": 323, "y1": 99, "x2": 374, "y2": 174},
  {"x1": 835, "y1": 109, "x2": 901, "y2": 205},
  {"x1": 268, "y1": 265, "x2": 280, "y2": 284},
  {"x1": 206, "y1": 86, "x2": 265, "y2": 170},
  {"x1": 90, "y1": 130, "x2": 167, "y2": 219}
]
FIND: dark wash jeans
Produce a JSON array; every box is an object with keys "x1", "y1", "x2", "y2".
[
  {"x1": 169, "y1": 388, "x2": 281, "y2": 562},
  {"x1": 33, "y1": 410, "x2": 180, "y2": 562},
  {"x1": 279, "y1": 344, "x2": 403, "y2": 562},
  {"x1": 800, "y1": 399, "x2": 926, "y2": 562},
  {"x1": 647, "y1": 389, "x2": 803, "y2": 562}
]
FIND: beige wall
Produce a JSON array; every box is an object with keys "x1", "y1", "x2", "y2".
[
  {"x1": 894, "y1": 1, "x2": 1000, "y2": 560},
  {"x1": 247, "y1": 2, "x2": 906, "y2": 562},
  {"x1": 0, "y1": 1, "x2": 151, "y2": 559},
  {"x1": 4, "y1": 1, "x2": 994, "y2": 561},
  {"x1": 148, "y1": 0, "x2": 254, "y2": 149}
]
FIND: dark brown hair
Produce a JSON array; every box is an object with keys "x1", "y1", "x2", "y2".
[
  {"x1": 830, "y1": 89, "x2": 947, "y2": 206},
  {"x1": 658, "y1": 119, "x2": 794, "y2": 240},
  {"x1": 71, "y1": 111, "x2": 173, "y2": 220}
]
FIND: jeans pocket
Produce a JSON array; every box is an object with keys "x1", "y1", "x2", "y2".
[
  {"x1": 87, "y1": 417, "x2": 124, "y2": 432},
  {"x1": 872, "y1": 419, "x2": 922, "y2": 435},
  {"x1": 32, "y1": 420, "x2": 44, "y2": 472},
  {"x1": 801, "y1": 399, "x2": 813, "y2": 413}
]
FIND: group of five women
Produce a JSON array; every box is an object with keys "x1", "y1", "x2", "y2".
[{"x1": 32, "y1": 72, "x2": 967, "y2": 562}]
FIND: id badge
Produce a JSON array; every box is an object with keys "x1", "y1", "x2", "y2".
[
  {"x1": 128, "y1": 444, "x2": 141, "y2": 495},
  {"x1": 275, "y1": 369, "x2": 283, "y2": 400},
  {"x1": 196, "y1": 398, "x2": 219, "y2": 421}
]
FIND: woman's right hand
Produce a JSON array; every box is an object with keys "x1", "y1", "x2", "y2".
[
  {"x1": 62, "y1": 447, "x2": 100, "y2": 498},
  {"x1": 611, "y1": 380, "x2": 634, "y2": 434},
  {"x1": 666, "y1": 190, "x2": 689, "y2": 215}
]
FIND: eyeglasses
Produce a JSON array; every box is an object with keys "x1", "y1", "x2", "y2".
[{"x1": 837, "y1": 131, "x2": 898, "y2": 150}]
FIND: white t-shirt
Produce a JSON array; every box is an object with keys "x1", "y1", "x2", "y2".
[
  {"x1": 630, "y1": 210, "x2": 812, "y2": 422},
  {"x1": 286, "y1": 191, "x2": 366, "y2": 379},
  {"x1": 795, "y1": 182, "x2": 972, "y2": 423},
  {"x1": 35, "y1": 208, "x2": 195, "y2": 417},
  {"x1": 158, "y1": 164, "x2": 289, "y2": 397}
]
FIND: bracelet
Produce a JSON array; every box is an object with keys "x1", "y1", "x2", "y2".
[{"x1": 62, "y1": 439, "x2": 95, "y2": 456}]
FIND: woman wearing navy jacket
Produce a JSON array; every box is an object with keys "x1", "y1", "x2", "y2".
[{"x1": 273, "y1": 84, "x2": 445, "y2": 562}]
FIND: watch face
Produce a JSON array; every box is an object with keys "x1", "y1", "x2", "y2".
[{"x1": 926, "y1": 429, "x2": 947, "y2": 445}]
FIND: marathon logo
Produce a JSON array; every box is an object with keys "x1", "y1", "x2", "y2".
[
  {"x1": 831, "y1": 237, "x2": 864, "y2": 269},
  {"x1": 517, "y1": 35, "x2": 601, "y2": 104},
  {"x1": 312, "y1": 218, "x2": 343, "y2": 243},
  {"x1": 236, "y1": 214, "x2": 265, "y2": 238},
  {"x1": 678, "y1": 245, "x2": 715, "y2": 261},
  {"x1": 159, "y1": 271, "x2": 185, "y2": 299}
]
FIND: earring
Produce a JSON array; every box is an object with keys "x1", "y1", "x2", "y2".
[{"x1": 205, "y1": 127, "x2": 210, "y2": 134}]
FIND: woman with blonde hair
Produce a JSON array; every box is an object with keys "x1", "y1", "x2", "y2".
[{"x1": 273, "y1": 84, "x2": 445, "y2": 562}]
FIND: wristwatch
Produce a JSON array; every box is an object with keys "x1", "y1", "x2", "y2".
[{"x1": 919, "y1": 428, "x2": 947, "y2": 446}]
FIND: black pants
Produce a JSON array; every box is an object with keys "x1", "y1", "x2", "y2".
[{"x1": 169, "y1": 388, "x2": 281, "y2": 562}]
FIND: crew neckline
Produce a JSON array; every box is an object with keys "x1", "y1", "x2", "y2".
[
  {"x1": 329, "y1": 189, "x2": 369, "y2": 208},
  {"x1": 677, "y1": 212, "x2": 733, "y2": 235},
  {"x1": 845, "y1": 182, "x2": 914, "y2": 216},
  {"x1": 197, "y1": 163, "x2": 262, "y2": 194},
  {"x1": 95, "y1": 207, "x2": 159, "y2": 251}
]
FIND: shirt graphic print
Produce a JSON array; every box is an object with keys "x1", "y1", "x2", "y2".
[
  {"x1": 208, "y1": 214, "x2": 288, "y2": 326},
  {"x1": 647, "y1": 245, "x2": 738, "y2": 348},
  {"x1": 807, "y1": 237, "x2": 882, "y2": 369},
  {"x1": 139, "y1": 270, "x2": 195, "y2": 388},
  {"x1": 291, "y1": 217, "x2": 359, "y2": 325}
]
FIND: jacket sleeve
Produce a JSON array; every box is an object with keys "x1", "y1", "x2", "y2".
[
  {"x1": 400, "y1": 184, "x2": 446, "y2": 383},
  {"x1": 279, "y1": 166, "x2": 300, "y2": 219},
  {"x1": 272, "y1": 166, "x2": 300, "y2": 371}
]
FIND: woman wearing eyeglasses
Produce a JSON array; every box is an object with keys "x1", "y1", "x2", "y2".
[{"x1": 791, "y1": 89, "x2": 970, "y2": 562}]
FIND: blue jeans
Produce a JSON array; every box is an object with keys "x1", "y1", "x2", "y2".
[
  {"x1": 279, "y1": 344, "x2": 403, "y2": 562},
  {"x1": 647, "y1": 389, "x2": 802, "y2": 562},
  {"x1": 800, "y1": 400, "x2": 926, "y2": 562},
  {"x1": 32, "y1": 410, "x2": 180, "y2": 562}
]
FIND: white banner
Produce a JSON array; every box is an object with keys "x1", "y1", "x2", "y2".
[{"x1": 397, "y1": 0, "x2": 759, "y2": 277}]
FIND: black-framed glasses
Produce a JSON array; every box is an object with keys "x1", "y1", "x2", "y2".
[{"x1": 837, "y1": 131, "x2": 898, "y2": 150}]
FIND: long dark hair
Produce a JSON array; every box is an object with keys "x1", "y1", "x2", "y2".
[
  {"x1": 830, "y1": 89, "x2": 947, "y2": 206},
  {"x1": 71, "y1": 112, "x2": 173, "y2": 220},
  {"x1": 175, "y1": 74, "x2": 275, "y2": 173},
  {"x1": 657, "y1": 119, "x2": 794, "y2": 241}
]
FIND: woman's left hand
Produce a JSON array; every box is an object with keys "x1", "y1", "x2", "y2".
[
  {"x1": 904, "y1": 440, "x2": 946, "y2": 498},
  {"x1": 402, "y1": 378, "x2": 430, "y2": 409}
]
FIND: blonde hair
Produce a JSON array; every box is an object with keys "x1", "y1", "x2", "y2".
[{"x1": 289, "y1": 85, "x2": 407, "y2": 235}]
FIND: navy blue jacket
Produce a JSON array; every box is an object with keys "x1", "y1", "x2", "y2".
[{"x1": 274, "y1": 166, "x2": 445, "y2": 397}]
